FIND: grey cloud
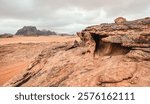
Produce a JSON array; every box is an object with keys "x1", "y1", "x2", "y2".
[{"x1": 0, "y1": 0, "x2": 149, "y2": 34}]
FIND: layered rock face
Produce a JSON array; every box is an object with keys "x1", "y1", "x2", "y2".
[
  {"x1": 3, "y1": 17, "x2": 150, "y2": 87},
  {"x1": 16, "y1": 26, "x2": 56, "y2": 36},
  {"x1": 77, "y1": 17, "x2": 150, "y2": 60}
]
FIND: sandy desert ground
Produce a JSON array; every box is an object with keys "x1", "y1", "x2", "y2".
[
  {"x1": 0, "y1": 35, "x2": 80, "y2": 45},
  {"x1": 0, "y1": 36, "x2": 79, "y2": 86}
]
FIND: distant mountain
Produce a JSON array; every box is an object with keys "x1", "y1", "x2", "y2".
[
  {"x1": 15, "y1": 26, "x2": 56, "y2": 36},
  {"x1": 0, "y1": 33, "x2": 13, "y2": 38}
]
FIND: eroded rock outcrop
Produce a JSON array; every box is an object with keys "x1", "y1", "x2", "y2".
[
  {"x1": 3, "y1": 17, "x2": 150, "y2": 87},
  {"x1": 77, "y1": 17, "x2": 150, "y2": 59}
]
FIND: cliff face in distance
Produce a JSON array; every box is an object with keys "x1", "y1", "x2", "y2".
[
  {"x1": 3, "y1": 17, "x2": 150, "y2": 87},
  {"x1": 15, "y1": 26, "x2": 56, "y2": 36}
]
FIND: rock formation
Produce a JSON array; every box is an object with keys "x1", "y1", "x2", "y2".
[
  {"x1": 77, "y1": 17, "x2": 150, "y2": 59},
  {"x1": 15, "y1": 26, "x2": 56, "y2": 36},
  {"x1": 2, "y1": 17, "x2": 150, "y2": 87}
]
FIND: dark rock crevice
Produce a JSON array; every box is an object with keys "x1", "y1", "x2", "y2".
[{"x1": 91, "y1": 34, "x2": 131, "y2": 56}]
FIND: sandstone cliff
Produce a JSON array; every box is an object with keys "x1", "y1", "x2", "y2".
[{"x1": 77, "y1": 17, "x2": 150, "y2": 58}]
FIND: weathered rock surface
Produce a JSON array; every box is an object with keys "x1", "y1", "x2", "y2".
[
  {"x1": 77, "y1": 17, "x2": 150, "y2": 58},
  {"x1": 2, "y1": 17, "x2": 150, "y2": 87},
  {"x1": 15, "y1": 26, "x2": 56, "y2": 36}
]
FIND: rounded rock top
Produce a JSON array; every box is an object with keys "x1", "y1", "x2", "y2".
[{"x1": 114, "y1": 17, "x2": 127, "y2": 25}]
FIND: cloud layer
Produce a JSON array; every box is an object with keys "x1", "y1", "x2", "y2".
[{"x1": 0, "y1": 0, "x2": 149, "y2": 34}]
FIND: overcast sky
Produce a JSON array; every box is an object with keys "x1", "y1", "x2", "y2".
[{"x1": 0, "y1": 0, "x2": 149, "y2": 34}]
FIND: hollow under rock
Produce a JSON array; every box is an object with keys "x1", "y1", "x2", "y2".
[{"x1": 92, "y1": 34, "x2": 131, "y2": 56}]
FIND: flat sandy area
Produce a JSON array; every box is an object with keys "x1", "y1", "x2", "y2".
[{"x1": 0, "y1": 35, "x2": 80, "y2": 45}]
